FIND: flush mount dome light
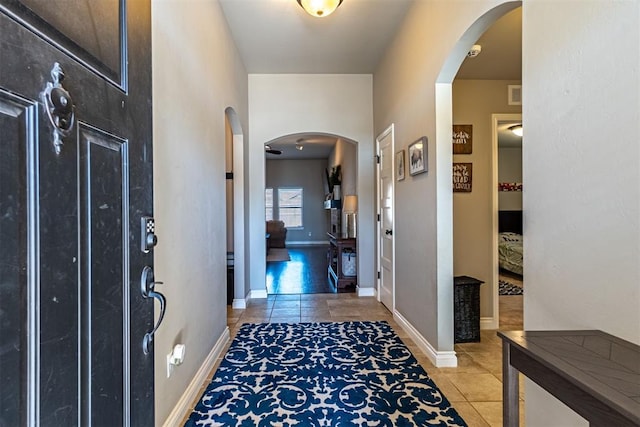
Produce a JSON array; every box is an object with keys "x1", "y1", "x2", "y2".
[
  {"x1": 297, "y1": 0, "x2": 343, "y2": 17},
  {"x1": 509, "y1": 124, "x2": 523, "y2": 137}
]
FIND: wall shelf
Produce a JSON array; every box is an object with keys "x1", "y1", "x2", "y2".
[{"x1": 323, "y1": 199, "x2": 342, "y2": 209}]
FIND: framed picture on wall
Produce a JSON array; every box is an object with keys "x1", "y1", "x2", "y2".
[
  {"x1": 408, "y1": 137, "x2": 427, "y2": 176},
  {"x1": 396, "y1": 150, "x2": 405, "y2": 181}
]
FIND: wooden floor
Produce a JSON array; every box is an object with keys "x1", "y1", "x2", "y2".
[
  {"x1": 182, "y1": 247, "x2": 525, "y2": 426},
  {"x1": 266, "y1": 245, "x2": 335, "y2": 294}
]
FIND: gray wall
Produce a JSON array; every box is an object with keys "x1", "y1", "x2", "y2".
[
  {"x1": 248, "y1": 74, "x2": 374, "y2": 296},
  {"x1": 328, "y1": 139, "x2": 358, "y2": 235},
  {"x1": 328, "y1": 138, "x2": 358, "y2": 197},
  {"x1": 266, "y1": 159, "x2": 328, "y2": 243},
  {"x1": 374, "y1": 0, "x2": 522, "y2": 354}
]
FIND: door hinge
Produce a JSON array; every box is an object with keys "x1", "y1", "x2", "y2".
[
  {"x1": 376, "y1": 155, "x2": 380, "y2": 164},
  {"x1": 226, "y1": 172, "x2": 233, "y2": 180},
  {"x1": 377, "y1": 271, "x2": 381, "y2": 279},
  {"x1": 377, "y1": 214, "x2": 380, "y2": 222}
]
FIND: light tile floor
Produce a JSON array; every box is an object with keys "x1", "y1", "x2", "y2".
[{"x1": 182, "y1": 292, "x2": 524, "y2": 426}]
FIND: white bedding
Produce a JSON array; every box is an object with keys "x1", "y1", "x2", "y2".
[{"x1": 499, "y1": 232, "x2": 523, "y2": 276}]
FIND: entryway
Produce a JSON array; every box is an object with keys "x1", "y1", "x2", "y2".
[{"x1": 263, "y1": 133, "x2": 359, "y2": 296}]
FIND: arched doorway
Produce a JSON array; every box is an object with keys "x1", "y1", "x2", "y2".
[
  {"x1": 263, "y1": 132, "x2": 359, "y2": 295},
  {"x1": 450, "y1": 7, "x2": 523, "y2": 330},
  {"x1": 434, "y1": 1, "x2": 522, "y2": 343},
  {"x1": 224, "y1": 107, "x2": 247, "y2": 308}
]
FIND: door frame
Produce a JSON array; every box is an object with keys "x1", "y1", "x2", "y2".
[
  {"x1": 490, "y1": 113, "x2": 522, "y2": 329},
  {"x1": 375, "y1": 124, "x2": 395, "y2": 310},
  {"x1": 232, "y1": 132, "x2": 246, "y2": 307}
]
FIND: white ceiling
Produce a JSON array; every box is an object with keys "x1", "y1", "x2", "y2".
[
  {"x1": 219, "y1": 0, "x2": 414, "y2": 74},
  {"x1": 265, "y1": 133, "x2": 338, "y2": 159},
  {"x1": 218, "y1": 0, "x2": 522, "y2": 158},
  {"x1": 456, "y1": 7, "x2": 522, "y2": 80}
]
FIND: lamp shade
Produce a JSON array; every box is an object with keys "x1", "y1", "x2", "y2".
[
  {"x1": 297, "y1": 0, "x2": 343, "y2": 17},
  {"x1": 343, "y1": 195, "x2": 357, "y2": 213}
]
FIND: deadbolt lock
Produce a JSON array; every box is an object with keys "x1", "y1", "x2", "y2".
[{"x1": 141, "y1": 216, "x2": 158, "y2": 253}]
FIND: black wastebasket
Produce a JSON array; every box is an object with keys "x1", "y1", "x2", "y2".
[{"x1": 453, "y1": 276, "x2": 484, "y2": 343}]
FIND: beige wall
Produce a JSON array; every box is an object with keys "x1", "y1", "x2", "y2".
[
  {"x1": 452, "y1": 79, "x2": 521, "y2": 319},
  {"x1": 248, "y1": 74, "x2": 374, "y2": 295},
  {"x1": 152, "y1": 1, "x2": 248, "y2": 425},
  {"x1": 376, "y1": 0, "x2": 639, "y2": 423},
  {"x1": 523, "y1": 1, "x2": 640, "y2": 425},
  {"x1": 149, "y1": 0, "x2": 640, "y2": 424}
]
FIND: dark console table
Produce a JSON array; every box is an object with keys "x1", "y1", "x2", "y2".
[
  {"x1": 327, "y1": 232, "x2": 356, "y2": 291},
  {"x1": 498, "y1": 330, "x2": 640, "y2": 426}
]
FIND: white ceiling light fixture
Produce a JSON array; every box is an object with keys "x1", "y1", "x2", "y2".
[
  {"x1": 509, "y1": 124, "x2": 523, "y2": 137},
  {"x1": 296, "y1": 0, "x2": 343, "y2": 18}
]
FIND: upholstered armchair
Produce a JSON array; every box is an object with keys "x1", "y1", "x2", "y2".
[{"x1": 266, "y1": 220, "x2": 287, "y2": 248}]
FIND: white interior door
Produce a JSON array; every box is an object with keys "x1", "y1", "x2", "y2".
[{"x1": 377, "y1": 126, "x2": 394, "y2": 310}]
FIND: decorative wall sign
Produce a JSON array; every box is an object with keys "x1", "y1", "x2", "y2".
[
  {"x1": 396, "y1": 150, "x2": 405, "y2": 181},
  {"x1": 499, "y1": 182, "x2": 523, "y2": 192},
  {"x1": 453, "y1": 162, "x2": 472, "y2": 192},
  {"x1": 452, "y1": 124, "x2": 473, "y2": 154}
]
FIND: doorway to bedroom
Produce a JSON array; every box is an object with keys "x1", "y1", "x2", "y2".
[
  {"x1": 451, "y1": 6, "x2": 523, "y2": 331},
  {"x1": 496, "y1": 115, "x2": 524, "y2": 330}
]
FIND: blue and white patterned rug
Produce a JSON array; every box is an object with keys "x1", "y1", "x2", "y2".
[
  {"x1": 499, "y1": 280, "x2": 523, "y2": 295},
  {"x1": 186, "y1": 321, "x2": 467, "y2": 426}
]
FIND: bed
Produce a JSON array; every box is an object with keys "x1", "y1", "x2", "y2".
[{"x1": 498, "y1": 211, "x2": 523, "y2": 276}]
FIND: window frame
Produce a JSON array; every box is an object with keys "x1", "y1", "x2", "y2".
[
  {"x1": 265, "y1": 187, "x2": 274, "y2": 221},
  {"x1": 277, "y1": 187, "x2": 303, "y2": 229}
]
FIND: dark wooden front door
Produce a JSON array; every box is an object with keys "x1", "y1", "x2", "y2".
[{"x1": 0, "y1": 1, "x2": 155, "y2": 425}]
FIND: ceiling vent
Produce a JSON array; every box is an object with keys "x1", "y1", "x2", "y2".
[{"x1": 508, "y1": 85, "x2": 522, "y2": 105}]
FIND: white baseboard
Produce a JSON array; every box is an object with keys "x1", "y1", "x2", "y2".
[
  {"x1": 480, "y1": 316, "x2": 498, "y2": 330},
  {"x1": 287, "y1": 240, "x2": 328, "y2": 246},
  {"x1": 249, "y1": 289, "x2": 268, "y2": 299},
  {"x1": 393, "y1": 311, "x2": 458, "y2": 368},
  {"x1": 357, "y1": 286, "x2": 376, "y2": 297},
  {"x1": 232, "y1": 299, "x2": 247, "y2": 309},
  {"x1": 162, "y1": 327, "x2": 230, "y2": 427}
]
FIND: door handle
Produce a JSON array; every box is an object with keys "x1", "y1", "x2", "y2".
[
  {"x1": 141, "y1": 266, "x2": 167, "y2": 355},
  {"x1": 385, "y1": 229, "x2": 393, "y2": 236}
]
